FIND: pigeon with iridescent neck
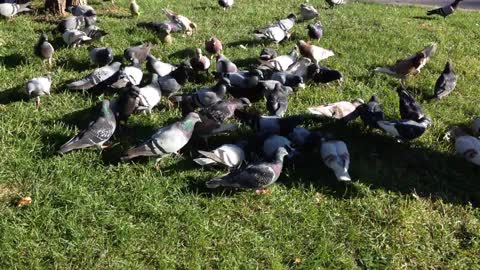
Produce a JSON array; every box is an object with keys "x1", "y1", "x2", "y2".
[
  {"x1": 34, "y1": 32, "x2": 54, "y2": 66},
  {"x1": 216, "y1": 54, "x2": 238, "y2": 74},
  {"x1": 396, "y1": 86, "x2": 424, "y2": 121},
  {"x1": 121, "y1": 112, "x2": 202, "y2": 162},
  {"x1": 377, "y1": 117, "x2": 432, "y2": 142},
  {"x1": 109, "y1": 65, "x2": 143, "y2": 89},
  {"x1": 307, "y1": 22, "x2": 323, "y2": 40},
  {"x1": 206, "y1": 147, "x2": 289, "y2": 190},
  {"x1": 265, "y1": 83, "x2": 292, "y2": 117},
  {"x1": 136, "y1": 74, "x2": 162, "y2": 114},
  {"x1": 58, "y1": 100, "x2": 117, "y2": 154},
  {"x1": 63, "y1": 30, "x2": 92, "y2": 48}
]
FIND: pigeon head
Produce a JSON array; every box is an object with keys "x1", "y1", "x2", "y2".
[
  {"x1": 471, "y1": 118, "x2": 480, "y2": 136},
  {"x1": 205, "y1": 37, "x2": 222, "y2": 55},
  {"x1": 444, "y1": 126, "x2": 466, "y2": 142},
  {"x1": 184, "y1": 112, "x2": 202, "y2": 128},
  {"x1": 218, "y1": 77, "x2": 231, "y2": 88},
  {"x1": 352, "y1": 99, "x2": 365, "y2": 107},
  {"x1": 287, "y1": 13, "x2": 297, "y2": 21},
  {"x1": 39, "y1": 32, "x2": 48, "y2": 42},
  {"x1": 249, "y1": 68, "x2": 264, "y2": 80},
  {"x1": 259, "y1": 48, "x2": 278, "y2": 61},
  {"x1": 275, "y1": 147, "x2": 290, "y2": 162},
  {"x1": 238, "y1": 97, "x2": 252, "y2": 108},
  {"x1": 444, "y1": 61, "x2": 453, "y2": 73},
  {"x1": 101, "y1": 100, "x2": 113, "y2": 116},
  {"x1": 369, "y1": 95, "x2": 380, "y2": 103},
  {"x1": 288, "y1": 75, "x2": 304, "y2": 88}
]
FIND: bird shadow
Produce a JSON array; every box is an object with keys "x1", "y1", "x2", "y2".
[
  {"x1": 0, "y1": 85, "x2": 28, "y2": 105},
  {"x1": 168, "y1": 48, "x2": 195, "y2": 59},
  {"x1": 0, "y1": 53, "x2": 28, "y2": 68},
  {"x1": 39, "y1": 131, "x2": 71, "y2": 158},
  {"x1": 192, "y1": 5, "x2": 217, "y2": 11},
  {"x1": 57, "y1": 57, "x2": 92, "y2": 72},
  {"x1": 105, "y1": 14, "x2": 130, "y2": 19},
  {"x1": 226, "y1": 39, "x2": 266, "y2": 48},
  {"x1": 412, "y1": 16, "x2": 435, "y2": 21},
  {"x1": 233, "y1": 57, "x2": 258, "y2": 69},
  {"x1": 58, "y1": 103, "x2": 99, "y2": 128}
]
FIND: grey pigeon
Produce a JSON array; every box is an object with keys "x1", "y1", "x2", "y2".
[
  {"x1": 358, "y1": 95, "x2": 385, "y2": 129},
  {"x1": 377, "y1": 117, "x2": 432, "y2": 142},
  {"x1": 307, "y1": 22, "x2": 323, "y2": 40},
  {"x1": 259, "y1": 48, "x2": 278, "y2": 61},
  {"x1": 175, "y1": 78, "x2": 230, "y2": 116},
  {"x1": 472, "y1": 118, "x2": 480, "y2": 136},
  {"x1": 26, "y1": 74, "x2": 52, "y2": 108},
  {"x1": 194, "y1": 141, "x2": 247, "y2": 168},
  {"x1": 109, "y1": 65, "x2": 143, "y2": 88},
  {"x1": 0, "y1": 2, "x2": 31, "y2": 18},
  {"x1": 58, "y1": 15, "x2": 95, "y2": 33},
  {"x1": 271, "y1": 71, "x2": 304, "y2": 89},
  {"x1": 427, "y1": 0, "x2": 462, "y2": 18},
  {"x1": 146, "y1": 55, "x2": 176, "y2": 77},
  {"x1": 190, "y1": 48, "x2": 211, "y2": 73},
  {"x1": 444, "y1": 126, "x2": 480, "y2": 166},
  {"x1": 67, "y1": 61, "x2": 122, "y2": 90},
  {"x1": 218, "y1": 0, "x2": 234, "y2": 10},
  {"x1": 263, "y1": 135, "x2": 296, "y2": 160},
  {"x1": 58, "y1": 100, "x2": 117, "y2": 154},
  {"x1": 254, "y1": 14, "x2": 296, "y2": 44},
  {"x1": 234, "y1": 110, "x2": 305, "y2": 138},
  {"x1": 124, "y1": 43, "x2": 153, "y2": 65},
  {"x1": 287, "y1": 58, "x2": 312, "y2": 82},
  {"x1": 300, "y1": 4, "x2": 319, "y2": 21},
  {"x1": 326, "y1": 0, "x2": 346, "y2": 8},
  {"x1": 196, "y1": 98, "x2": 251, "y2": 136},
  {"x1": 63, "y1": 29, "x2": 92, "y2": 47},
  {"x1": 259, "y1": 47, "x2": 298, "y2": 71},
  {"x1": 34, "y1": 32, "x2": 54, "y2": 66},
  {"x1": 88, "y1": 46, "x2": 113, "y2": 66},
  {"x1": 121, "y1": 112, "x2": 202, "y2": 162},
  {"x1": 432, "y1": 61, "x2": 457, "y2": 99},
  {"x1": 136, "y1": 74, "x2": 162, "y2": 113},
  {"x1": 67, "y1": 5, "x2": 95, "y2": 16},
  {"x1": 116, "y1": 86, "x2": 140, "y2": 124},
  {"x1": 82, "y1": 24, "x2": 108, "y2": 42},
  {"x1": 206, "y1": 147, "x2": 289, "y2": 190},
  {"x1": 265, "y1": 83, "x2": 292, "y2": 117},
  {"x1": 157, "y1": 63, "x2": 191, "y2": 97},
  {"x1": 320, "y1": 140, "x2": 351, "y2": 181},
  {"x1": 216, "y1": 54, "x2": 238, "y2": 74},
  {"x1": 397, "y1": 87, "x2": 424, "y2": 121}
]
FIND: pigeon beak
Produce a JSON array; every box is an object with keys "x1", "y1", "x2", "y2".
[
  {"x1": 298, "y1": 83, "x2": 306, "y2": 89},
  {"x1": 335, "y1": 171, "x2": 351, "y2": 182}
]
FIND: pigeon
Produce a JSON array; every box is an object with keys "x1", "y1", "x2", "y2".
[
  {"x1": 377, "y1": 117, "x2": 432, "y2": 142},
  {"x1": 259, "y1": 47, "x2": 298, "y2": 71},
  {"x1": 308, "y1": 99, "x2": 364, "y2": 121},
  {"x1": 307, "y1": 22, "x2": 323, "y2": 40},
  {"x1": 235, "y1": 110, "x2": 305, "y2": 138},
  {"x1": 444, "y1": 126, "x2": 480, "y2": 166},
  {"x1": 472, "y1": 118, "x2": 480, "y2": 136},
  {"x1": 67, "y1": 5, "x2": 95, "y2": 16},
  {"x1": 58, "y1": 15, "x2": 94, "y2": 33},
  {"x1": 263, "y1": 135, "x2": 296, "y2": 160},
  {"x1": 88, "y1": 46, "x2": 113, "y2": 66},
  {"x1": 320, "y1": 140, "x2": 351, "y2": 181},
  {"x1": 121, "y1": 112, "x2": 202, "y2": 162},
  {"x1": 432, "y1": 61, "x2": 457, "y2": 100},
  {"x1": 109, "y1": 65, "x2": 143, "y2": 88},
  {"x1": 82, "y1": 24, "x2": 108, "y2": 42},
  {"x1": 67, "y1": 62, "x2": 122, "y2": 90},
  {"x1": 358, "y1": 95, "x2": 385, "y2": 129},
  {"x1": 163, "y1": 8, "x2": 197, "y2": 35},
  {"x1": 62, "y1": 29, "x2": 91, "y2": 47},
  {"x1": 157, "y1": 63, "x2": 191, "y2": 97},
  {"x1": 136, "y1": 74, "x2": 162, "y2": 114},
  {"x1": 34, "y1": 32, "x2": 54, "y2": 66},
  {"x1": 427, "y1": 0, "x2": 463, "y2": 18},
  {"x1": 199, "y1": 98, "x2": 251, "y2": 125},
  {"x1": 288, "y1": 127, "x2": 321, "y2": 148},
  {"x1": 254, "y1": 14, "x2": 296, "y2": 44},
  {"x1": 115, "y1": 86, "x2": 140, "y2": 124},
  {"x1": 205, "y1": 147, "x2": 289, "y2": 190},
  {"x1": 300, "y1": 4, "x2": 319, "y2": 21},
  {"x1": 271, "y1": 72, "x2": 304, "y2": 89},
  {"x1": 194, "y1": 141, "x2": 247, "y2": 168},
  {"x1": 265, "y1": 83, "x2": 292, "y2": 117},
  {"x1": 0, "y1": 2, "x2": 31, "y2": 18},
  {"x1": 397, "y1": 87, "x2": 424, "y2": 121},
  {"x1": 190, "y1": 48, "x2": 211, "y2": 73},
  {"x1": 124, "y1": 43, "x2": 153, "y2": 66},
  {"x1": 255, "y1": 13, "x2": 296, "y2": 33},
  {"x1": 137, "y1": 21, "x2": 182, "y2": 42},
  {"x1": 146, "y1": 55, "x2": 176, "y2": 77},
  {"x1": 326, "y1": 0, "x2": 346, "y2": 8},
  {"x1": 205, "y1": 37, "x2": 223, "y2": 56},
  {"x1": 58, "y1": 100, "x2": 117, "y2": 154},
  {"x1": 308, "y1": 64, "x2": 343, "y2": 84},
  {"x1": 259, "y1": 48, "x2": 278, "y2": 61},
  {"x1": 224, "y1": 69, "x2": 265, "y2": 101},
  {"x1": 177, "y1": 78, "x2": 230, "y2": 114},
  {"x1": 216, "y1": 54, "x2": 238, "y2": 74},
  {"x1": 218, "y1": 0, "x2": 234, "y2": 10},
  {"x1": 26, "y1": 74, "x2": 52, "y2": 108},
  {"x1": 130, "y1": 0, "x2": 139, "y2": 17},
  {"x1": 297, "y1": 40, "x2": 334, "y2": 64},
  {"x1": 286, "y1": 58, "x2": 312, "y2": 81},
  {"x1": 374, "y1": 43, "x2": 437, "y2": 87}
]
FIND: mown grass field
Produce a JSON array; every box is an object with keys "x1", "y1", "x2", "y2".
[{"x1": 1, "y1": 0, "x2": 479, "y2": 268}]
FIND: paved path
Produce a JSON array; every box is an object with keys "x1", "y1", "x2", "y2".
[{"x1": 365, "y1": 0, "x2": 480, "y2": 10}]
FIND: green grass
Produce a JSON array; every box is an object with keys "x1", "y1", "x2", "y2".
[{"x1": 1, "y1": 0, "x2": 480, "y2": 269}]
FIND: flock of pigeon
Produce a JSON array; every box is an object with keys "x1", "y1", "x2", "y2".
[{"x1": 3, "y1": 0, "x2": 480, "y2": 193}]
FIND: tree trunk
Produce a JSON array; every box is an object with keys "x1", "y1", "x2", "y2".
[
  {"x1": 45, "y1": 0, "x2": 66, "y2": 15},
  {"x1": 67, "y1": 0, "x2": 88, "y2": 6}
]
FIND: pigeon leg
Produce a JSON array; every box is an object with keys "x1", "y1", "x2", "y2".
[
  {"x1": 154, "y1": 157, "x2": 164, "y2": 169},
  {"x1": 400, "y1": 79, "x2": 407, "y2": 89},
  {"x1": 48, "y1": 57, "x2": 52, "y2": 66},
  {"x1": 35, "y1": 96, "x2": 41, "y2": 109},
  {"x1": 101, "y1": 143, "x2": 113, "y2": 149},
  {"x1": 255, "y1": 189, "x2": 272, "y2": 195}
]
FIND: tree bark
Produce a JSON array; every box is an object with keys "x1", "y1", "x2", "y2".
[
  {"x1": 45, "y1": 0, "x2": 66, "y2": 15},
  {"x1": 67, "y1": 0, "x2": 88, "y2": 6}
]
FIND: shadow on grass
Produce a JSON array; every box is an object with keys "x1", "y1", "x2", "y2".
[
  {"x1": 226, "y1": 39, "x2": 266, "y2": 48},
  {"x1": 168, "y1": 48, "x2": 195, "y2": 60},
  {"x1": 412, "y1": 16, "x2": 435, "y2": 20},
  {"x1": 39, "y1": 131, "x2": 71, "y2": 158},
  {"x1": 233, "y1": 57, "x2": 258, "y2": 69},
  {"x1": 0, "y1": 85, "x2": 28, "y2": 105},
  {"x1": 0, "y1": 53, "x2": 28, "y2": 68},
  {"x1": 57, "y1": 56, "x2": 92, "y2": 72}
]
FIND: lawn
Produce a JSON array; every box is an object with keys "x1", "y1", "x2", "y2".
[{"x1": 1, "y1": 0, "x2": 480, "y2": 269}]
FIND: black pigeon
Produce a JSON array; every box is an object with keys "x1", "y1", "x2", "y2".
[
  {"x1": 196, "y1": 98, "x2": 251, "y2": 136},
  {"x1": 358, "y1": 95, "x2": 385, "y2": 129},
  {"x1": 234, "y1": 110, "x2": 305, "y2": 138},
  {"x1": 432, "y1": 61, "x2": 457, "y2": 99},
  {"x1": 225, "y1": 69, "x2": 265, "y2": 102},
  {"x1": 377, "y1": 117, "x2": 432, "y2": 142},
  {"x1": 271, "y1": 71, "x2": 304, "y2": 89},
  {"x1": 157, "y1": 63, "x2": 191, "y2": 97},
  {"x1": 259, "y1": 48, "x2": 278, "y2": 61},
  {"x1": 427, "y1": 0, "x2": 463, "y2": 18},
  {"x1": 307, "y1": 22, "x2": 323, "y2": 40},
  {"x1": 265, "y1": 83, "x2": 292, "y2": 117},
  {"x1": 88, "y1": 46, "x2": 113, "y2": 66},
  {"x1": 116, "y1": 86, "x2": 140, "y2": 124},
  {"x1": 308, "y1": 64, "x2": 343, "y2": 84},
  {"x1": 396, "y1": 87, "x2": 424, "y2": 121}
]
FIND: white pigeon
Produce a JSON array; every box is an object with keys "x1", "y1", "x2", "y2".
[
  {"x1": 259, "y1": 48, "x2": 298, "y2": 71},
  {"x1": 0, "y1": 2, "x2": 31, "y2": 18},
  {"x1": 109, "y1": 66, "x2": 143, "y2": 88},
  {"x1": 194, "y1": 141, "x2": 247, "y2": 168},
  {"x1": 136, "y1": 74, "x2": 162, "y2": 114},
  {"x1": 67, "y1": 62, "x2": 122, "y2": 90},
  {"x1": 320, "y1": 140, "x2": 351, "y2": 181},
  {"x1": 300, "y1": 4, "x2": 319, "y2": 21},
  {"x1": 445, "y1": 126, "x2": 480, "y2": 166},
  {"x1": 26, "y1": 74, "x2": 52, "y2": 108},
  {"x1": 62, "y1": 29, "x2": 91, "y2": 48},
  {"x1": 308, "y1": 99, "x2": 364, "y2": 119},
  {"x1": 471, "y1": 118, "x2": 480, "y2": 136}
]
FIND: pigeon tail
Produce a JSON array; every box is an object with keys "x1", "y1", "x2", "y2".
[
  {"x1": 17, "y1": 2, "x2": 32, "y2": 13},
  {"x1": 67, "y1": 79, "x2": 94, "y2": 90},
  {"x1": 206, "y1": 177, "x2": 224, "y2": 188},
  {"x1": 373, "y1": 67, "x2": 396, "y2": 75},
  {"x1": 193, "y1": 157, "x2": 216, "y2": 166}
]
